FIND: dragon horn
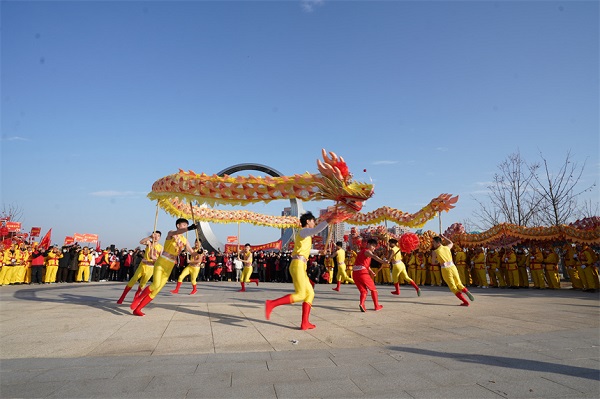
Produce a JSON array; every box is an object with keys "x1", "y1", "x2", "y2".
[{"x1": 332, "y1": 166, "x2": 344, "y2": 181}]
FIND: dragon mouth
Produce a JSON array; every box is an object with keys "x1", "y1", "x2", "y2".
[{"x1": 340, "y1": 196, "x2": 364, "y2": 212}]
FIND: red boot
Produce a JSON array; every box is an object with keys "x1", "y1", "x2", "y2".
[
  {"x1": 391, "y1": 283, "x2": 400, "y2": 295},
  {"x1": 132, "y1": 292, "x2": 153, "y2": 316},
  {"x1": 189, "y1": 285, "x2": 197, "y2": 295},
  {"x1": 170, "y1": 282, "x2": 182, "y2": 294},
  {"x1": 372, "y1": 290, "x2": 383, "y2": 311},
  {"x1": 132, "y1": 286, "x2": 143, "y2": 302},
  {"x1": 300, "y1": 302, "x2": 316, "y2": 330},
  {"x1": 455, "y1": 292, "x2": 469, "y2": 306},
  {"x1": 116, "y1": 286, "x2": 132, "y2": 304},
  {"x1": 238, "y1": 282, "x2": 246, "y2": 292},
  {"x1": 265, "y1": 294, "x2": 292, "y2": 320},
  {"x1": 359, "y1": 290, "x2": 367, "y2": 312},
  {"x1": 130, "y1": 286, "x2": 150, "y2": 310},
  {"x1": 410, "y1": 281, "x2": 421, "y2": 296},
  {"x1": 250, "y1": 279, "x2": 259, "y2": 286},
  {"x1": 332, "y1": 281, "x2": 341, "y2": 291}
]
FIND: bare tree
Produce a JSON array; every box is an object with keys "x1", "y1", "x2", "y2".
[
  {"x1": 531, "y1": 151, "x2": 596, "y2": 226},
  {"x1": 577, "y1": 199, "x2": 600, "y2": 220},
  {"x1": 1, "y1": 203, "x2": 24, "y2": 222},
  {"x1": 472, "y1": 151, "x2": 542, "y2": 230}
]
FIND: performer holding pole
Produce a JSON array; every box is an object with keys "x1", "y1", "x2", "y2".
[
  {"x1": 265, "y1": 211, "x2": 333, "y2": 330},
  {"x1": 130, "y1": 218, "x2": 196, "y2": 316},
  {"x1": 431, "y1": 235, "x2": 475, "y2": 306}
]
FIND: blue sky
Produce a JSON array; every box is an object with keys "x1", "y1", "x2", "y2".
[{"x1": 2, "y1": 0, "x2": 598, "y2": 249}]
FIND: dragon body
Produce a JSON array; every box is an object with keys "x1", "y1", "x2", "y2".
[{"x1": 148, "y1": 149, "x2": 458, "y2": 228}]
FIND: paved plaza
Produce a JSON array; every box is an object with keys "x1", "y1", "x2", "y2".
[{"x1": 1, "y1": 280, "x2": 599, "y2": 398}]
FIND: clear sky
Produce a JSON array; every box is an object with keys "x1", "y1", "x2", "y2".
[{"x1": 2, "y1": 0, "x2": 598, "y2": 249}]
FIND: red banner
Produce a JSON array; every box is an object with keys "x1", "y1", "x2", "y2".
[
  {"x1": 73, "y1": 233, "x2": 98, "y2": 243},
  {"x1": 6, "y1": 221, "x2": 21, "y2": 232},
  {"x1": 30, "y1": 227, "x2": 42, "y2": 237},
  {"x1": 83, "y1": 233, "x2": 98, "y2": 243},
  {"x1": 227, "y1": 236, "x2": 238, "y2": 243},
  {"x1": 64, "y1": 236, "x2": 75, "y2": 246},
  {"x1": 39, "y1": 229, "x2": 52, "y2": 250},
  {"x1": 224, "y1": 239, "x2": 282, "y2": 253}
]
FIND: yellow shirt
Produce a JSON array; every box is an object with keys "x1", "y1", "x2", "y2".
[
  {"x1": 434, "y1": 245, "x2": 453, "y2": 264},
  {"x1": 164, "y1": 234, "x2": 187, "y2": 257},
  {"x1": 335, "y1": 248, "x2": 345, "y2": 265}
]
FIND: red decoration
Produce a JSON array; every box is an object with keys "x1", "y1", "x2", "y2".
[
  {"x1": 399, "y1": 232, "x2": 420, "y2": 253},
  {"x1": 333, "y1": 161, "x2": 349, "y2": 179}
]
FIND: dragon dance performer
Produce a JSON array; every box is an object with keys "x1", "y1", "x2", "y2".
[
  {"x1": 388, "y1": 239, "x2": 421, "y2": 297},
  {"x1": 116, "y1": 231, "x2": 163, "y2": 304},
  {"x1": 332, "y1": 241, "x2": 354, "y2": 291},
  {"x1": 431, "y1": 235, "x2": 475, "y2": 306},
  {"x1": 265, "y1": 211, "x2": 331, "y2": 330},
  {"x1": 352, "y1": 239, "x2": 387, "y2": 312},
  {"x1": 238, "y1": 243, "x2": 259, "y2": 292},
  {"x1": 130, "y1": 218, "x2": 195, "y2": 316},
  {"x1": 171, "y1": 241, "x2": 204, "y2": 295}
]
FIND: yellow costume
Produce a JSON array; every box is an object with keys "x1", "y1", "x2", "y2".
[
  {"x1": 44, "y1": 249, "x2": 63, "y2": 283},
  {"x1": 171, "y1": 249, "x2": 203, "y2": 295},
  {"x1": 543, "y1": 250, "x2": 560, "y2": 289},
  {"x1": 332, "y1": 247, "x2": 354, "y2": 291},
  {"x1": 504, "y1": 250, "x2": 519, "y2": 288},
  {"x1": 529, "y1": 248, "x2": 545, "y2": 289},
  {"x1": 76, "y1": 251, "x2": 93, "y2": 282},
  {"x1": 472, "y1": 250, "x2": 488, "y2": 288},
  {"x1": 389, "y1": 242, "x2": 420, "y2": 296}
]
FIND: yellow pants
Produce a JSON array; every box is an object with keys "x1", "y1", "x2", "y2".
[
  {"x1": 531, "y1": 269, "x2": 545, "y2": 288},
  {"x1": 0, "y1": 266, "x2": 11, "y2": 285},
  {"x1": 456, "y1": 265, "x2": 467, "y2": 286},
  {"x1": 178, "y1": 266, "x2": 200, "y2": 285},
  {"x1": 518, "y1": 267, "x2": 529, "y2": 287},
  {"x1": 126, "y1": 264, "x2": 154, "y2": 289},
  {"x1": 148, "y1": 258, "x2": 176, "y2": 299},
  {"x1": 416, "y1": 268, "x2": 426, "y2": 285},
  {"x1": 76, "y1": 266, "x2": 89, "y2": 282},
  {"x1": 240, "y1": 266, "x2": 253, "y2": 283},
  {"x1": 474, "y1": 267, "x2": 488, "y2": 287},
  {"x1": 578, "y1": 266, "x2": 597, "y2": 290},
  {"x1": 441, "y1": 266, "x2": 465, "y2": 294},
  {"x1": 11, "y1": 265, "x2": 25, "y2": 284},
  {"x1": 507, "y1": 269, "x2": 519, "y2": 287},
  {"x1": 379, "y1": 266, "x2": 391, "y2": 283},
  {"x1": 494, "y1": 268, "x2": 506, "y2": 287},
  {"x1": 44, "y1": 266, "x2": 59, "y2": 283},
  {"x1": 545, "y1": 267, "x2": 560, "y2": 289},
  {"x1": 565, "y1": 267, "x2": 582, "y2": 289},
  {"x1": 488, "y1": 267, "x2": 497, "y2": 286},
  {"x1": 430, "y1": 269, "x2": 441, "y2": 286},
  {"x1": 326, "y1": 267, "x2": 334, "y2": 283},
  {"x1": 408, "y1": 267, "x2": 416, "y2": 282},
  {"x1": 336, "y1": 264, "x2": 354, "y2": 284},
  {"x1": 289, "y1": 259, "x2": 314, "y2": 304},
  {"x1": 391, "y1": 262, "x2": 414, "y2": 284}
]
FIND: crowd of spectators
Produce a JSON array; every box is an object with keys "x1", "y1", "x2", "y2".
[{"x1": 1, "y1": 240, "x2": 598, "y2": 292}]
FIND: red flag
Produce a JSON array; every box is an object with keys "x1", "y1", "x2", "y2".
[
  {"x1": 64, "y1": 236, "x2": 75, "y2": 246},
  {"x1": 39, "y1": 229, "x2": 52, "y2": 250}
]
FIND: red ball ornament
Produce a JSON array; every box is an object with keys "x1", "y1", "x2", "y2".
[{"x1": 399, "y1": 232, "x2": 420, "y2": 253}]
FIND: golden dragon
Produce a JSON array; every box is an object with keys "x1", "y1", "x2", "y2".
[{"x1": 148, "y1": 149, "x2": 458, "y2": 228}]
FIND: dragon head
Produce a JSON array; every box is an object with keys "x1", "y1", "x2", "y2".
[{"x1": 315, "y1": 149, "x2": 374, "y2": 213}]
